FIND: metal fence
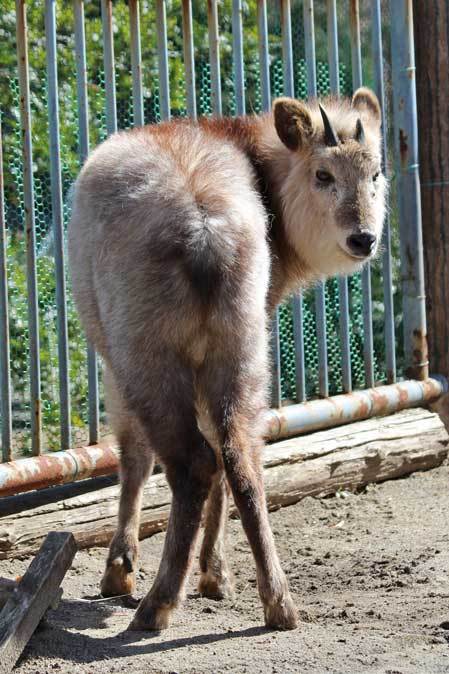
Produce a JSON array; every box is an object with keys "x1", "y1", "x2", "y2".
[{"x1": 0, "y1": 0, "x2": 446, "y2": 495}]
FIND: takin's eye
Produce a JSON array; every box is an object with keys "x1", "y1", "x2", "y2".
[
  {"x1": 372, "y1": 171, "x2": 380, "y2": 182},
  {"x1": 316, "y1": 170, "x2": 334, "y2": 184}
]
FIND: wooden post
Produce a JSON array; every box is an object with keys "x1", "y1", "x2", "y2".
[
  {"x1": 414, "y1": 0, "x2": 449, "y2": 376},
  {"x1": 0, "y1": 532, "x2": 76, "y2": 674}
]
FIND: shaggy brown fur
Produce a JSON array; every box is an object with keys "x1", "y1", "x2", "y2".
[{"x1": 68, "y1": 87, "x2": 385, "y2": 632}]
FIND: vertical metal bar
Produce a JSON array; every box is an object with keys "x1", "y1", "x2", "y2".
[
  {"x1": 303, "y1": 1, "x2": 317, "y2": 97},
  {"x1": 207, "y1": 0, "x2": 222, "y2": 116},
  {"x1": 74, "y1": 1, "x2": 89, "y2": 163},
  {"x1": 86, "y1": 351, "x2": 100, "y2": 443},
  {"x1": 257, "y1": 0, "x2": 281, "y2": 405},
  {"x1": 155, "y1": 0, "x2": 170, "y2": 121},
  {"x1": 0, "y1": 115, "x2": 12, "y2": 461},
  {"x1": 292, "y1": 298, "x2": 306, "y2": 403},
  {"x1": 390, "y1": 0, "x2": 428, "y2": 381},
  {"x1": 350, "y1": 0, "x2": 375, "y2": 388},
  {"x1": 372, "y1": 0, "x2": 396, "y2": 384},
  {"x1": 45, "y1": 0, "x2": 71, "y2": 450},
  {"x1": 181, "y1": 0, "x2": 197, "y2": 119},
  {"x1": 232, "y1": 0, "x2": 245, "y2": 115},
  {"x1": 337, "y1": 279, "x2": 352, "y2": 393},
  {"x1": 280, "y1": 0, "x2": 305, "y2": 402},
  {"x1": 256, "y1": 0, "x2": 270, "y2": 113},
  {"x1": 129, "y1": 0, "x2": 144, "y2": 128},
  {"x1": 304, "y1": 1, "x2": 329, "y2": 398},
  {"x1": 280, "y1": 0, "x2": 294, "y2": 97},
  {"x1": 74, "y1": 0, "x2": 99, "y2": 444},
  {"x1": 270, "y1": 316, "x2": 282, "y2": 408},
  {"x1": 16, "y1": 0, "x2": 41, "y2": 455},
  {"x1": 101, "y1": 0, "x2": 117, "y2": 135},
  {"x1": 327, "y1": 0, "x2": 352, "y2": 392},
  {"x1": 350, "y1": 0, "x2": 363, "y2": 88},
  {"x1": 327, "y1": 0, "x2": 339, "y2": 94}
]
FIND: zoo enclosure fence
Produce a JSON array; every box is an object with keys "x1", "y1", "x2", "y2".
[{"x1": 0, "y1": 0, "x2": 446, "y2": 496}]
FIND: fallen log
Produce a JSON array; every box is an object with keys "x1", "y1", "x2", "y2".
[
  {"x1": 0, "y1": 409, "x2": 447, "y2": 559},
  {"x1": 0, "y1": 532, "x2": 77, "y2": 674}
]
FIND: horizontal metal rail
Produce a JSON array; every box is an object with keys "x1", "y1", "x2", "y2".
[
  {"x1": 266, "y1": 377, "x2": 447, "y2": 440},
  {"x1": 0, "y1": 378, "x2": 446, "y2": 497}
]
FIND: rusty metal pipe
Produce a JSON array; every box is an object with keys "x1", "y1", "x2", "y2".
[
  {"x1": 265, "y1": 377, "x2": 447, "y2": 440},
  {"x1": 0, "y1": 442, "x2": 120, "y2": 497},
  {"x1": 0, "y1": 378, "x2": 446, "y2": 497}
]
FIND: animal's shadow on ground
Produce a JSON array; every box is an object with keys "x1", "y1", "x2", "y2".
[
  {"x1": 47, "y1": 597, "x2": 130, "y2": 631},
  {"x1": 18, "y1": 597, "x2": 269, "y2": 666}
]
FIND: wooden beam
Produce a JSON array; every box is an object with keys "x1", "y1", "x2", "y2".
[
  {"x1": 0, "y1": 579, "x2": 18, "y2": 611},
  {"x1": 414, "y1": 0, "x2": 449, "y2": 377},
  {"x1": 0, "y1": 409, "x2": 446, "y2": 560},
  {"x1": 0, "y1": 532, "x2": 77, "y2": 674}
]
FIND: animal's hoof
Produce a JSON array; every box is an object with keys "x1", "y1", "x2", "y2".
[
  {"x1": 100, "y1": 557, "x2": 136, "y2": 597},
  {"x1": 264, "y1": 595, "x2": 298, "y2": 631},
  {"x1": 128, "y1": 604, "x2": 172, "y2": 631},
  {"x1": 198, "y1": 572, "x2": 235, "y2": 600}
]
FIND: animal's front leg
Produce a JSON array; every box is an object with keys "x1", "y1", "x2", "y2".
[
  {"x1": 101, "y1": 442, "x2": 154, "y2": 597},
  {"x1": 198, "y1": 471, "x2": 234, "y2": 599}
]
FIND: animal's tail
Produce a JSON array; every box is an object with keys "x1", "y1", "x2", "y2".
[{"x1": 184, "y1": 213, "x2": 237, "y2": 301}]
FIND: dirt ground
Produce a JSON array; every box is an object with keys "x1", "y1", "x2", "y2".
[{"x1": 2, "y1": 462, "x2": 449, "y2": 674}]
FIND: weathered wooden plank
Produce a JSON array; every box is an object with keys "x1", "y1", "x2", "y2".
[
  {"x1": 264, "y1": 435, "x2": 448, "y2": 510},
  {"x1": 0, "y1": 410, "x2": 446, "y2": 558},
  {"x1": 0, "y1": 532, "x2": 77, "y2": 674},
  {"x1": 0, "y1": 579, "x2": 18, "y2": 610}
]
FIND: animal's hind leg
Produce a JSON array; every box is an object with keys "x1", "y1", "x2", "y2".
[
  {"x1": 198, "y1": 472, "x2": 234, "y2": 599},
  {"x1": 122, "y1": 356, "x2": 217, "y2": 631},
  {"x1": 101, "y1": 368, "x2": 155, "y2": 597},
  {"x1": 205, "y1": 358, "x2": 298, "y2": 631},
  {"x1": 223, "y1": 418, "x2": 297, "y2": 629}
]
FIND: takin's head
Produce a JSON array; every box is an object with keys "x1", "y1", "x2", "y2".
[{"x1": 272, "y1": 87, "x2": 386, "y2": 278}]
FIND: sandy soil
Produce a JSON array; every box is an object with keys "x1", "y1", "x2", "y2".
[{"x1": 2, "y1": 462, "x2": 449, "y2": 674}]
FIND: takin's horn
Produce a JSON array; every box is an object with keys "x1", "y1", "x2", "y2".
[
  {"x1": 355, "y1": 117, "x2": 365, "y2": 144},
  {"x1": 319, "y1": 104, "x2": 339, "y2": 147}
]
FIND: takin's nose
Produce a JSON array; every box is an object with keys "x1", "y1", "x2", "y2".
[{"x1": 346, "y1": 232, "x2": 376, "y2": 258}]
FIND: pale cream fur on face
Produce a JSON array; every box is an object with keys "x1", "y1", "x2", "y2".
[
  {"x1": 281, "y1": 145, "x2": 386, "y2": 278},
  {"x1": 270, "y1": 89, "x2": 386, "y2": 281}
]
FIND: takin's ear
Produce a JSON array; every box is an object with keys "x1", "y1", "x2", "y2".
[
  {"x1": 351, "y1": 87, "x2": 381, "y2": 126},
  {"x1": 273, "y1": 97, "x2": 314, "y2": 151}
]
